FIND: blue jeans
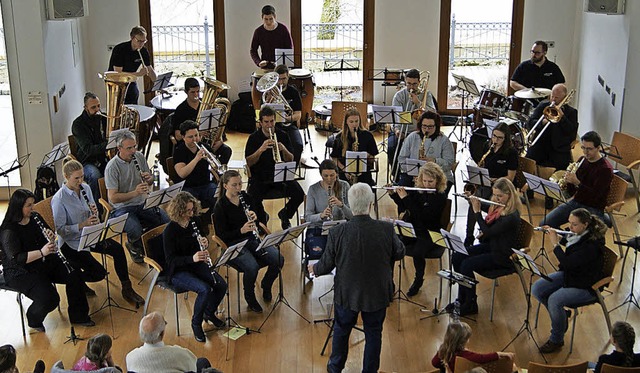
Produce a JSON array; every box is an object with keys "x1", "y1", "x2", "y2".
[
  {"x1": 83, "y1": 163, "x2": 103, "y2": 202},
  {"x1": 110, "y1": 204, "x2": 170, "y2": 246},
  {"x1": 540, "y1": 199, "x2": 607, "y2": 228},
  {"x1": 229, "y1": 242, "x2": 283, "y2": 299},
  {"x1": 532, "y1": 271, "x2": 596, "y2": 343},
  {"x1": 184, "y1": 183, "x2": 217, "y2": 210},
  {"x1": 328, "y1": 303, "x2": 387, "y2": 373},
  {"x1": 170, "y1": 263, "x2": 227, "y2": 325}
]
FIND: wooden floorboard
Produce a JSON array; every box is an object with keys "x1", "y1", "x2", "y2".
[{"x1": 2, "y1": 124, "x2": 639, "y2": 372}]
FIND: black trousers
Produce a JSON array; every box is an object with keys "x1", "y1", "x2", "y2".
[
  {"x1": 7, "y1": 258, "x2": 90, "y2": 325},
  {"x1": 248, "y1": 180, "x2": 304, "y2": 220},
  {"x1": 61, "y1": 239, "x2": 130, "y2": 285}
]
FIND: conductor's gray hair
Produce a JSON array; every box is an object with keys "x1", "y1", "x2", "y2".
[{"x1": 348, "y1": 182, "x2": 374, "y2": 215}]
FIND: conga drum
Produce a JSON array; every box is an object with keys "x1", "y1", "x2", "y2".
[
  {"x1": 251, "y1": 68, "x2": 272, "y2": 112},
  {"x1": 288, "y1": 68, "x2": 315, "y2": 129}
]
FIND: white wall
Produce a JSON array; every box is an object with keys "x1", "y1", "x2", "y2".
[{"x1": 620, "y1": 0, "x2": 640, "y2": 137}]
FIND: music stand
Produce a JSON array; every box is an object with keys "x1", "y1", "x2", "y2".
[
  {"x1": 324, "y1": 59, "x2": 360, "y2": 101},
  {"x1": 450, "y1": 73, "x2": 480, "y2": 145},
  {"x1": 0, "y1": 154, "x2": 29, "y2": 197},
  {"x1": 609, "y1": 237, "x2": 640, "y2": 314},
  {"x1": 143, "y1": 181, "x2": 185, "y2": 210},
  {"x1": 146, "y1": 71, "x2": 174, "y2": 97},
  {"x1": 256, "y1": 223, "x2": 312, "y2": 331},
  {"x1": 197, "y1": 107, "x2": 223, "y2": 144},
  {"x1": 422, "y1": 229, "x2": 478, "y2": 322},
  {"x1": 368, "y1": 68, "x2": 406, "y2": 105},
  {"x1": 274, "y1": 48, "x2": 295, "y2": 68},
  {"x1": 344, "y1": 150, "x2": 368, "y2": 177},
  {"x1": 106, "y1": 128, "x2": 130, "y2": 150},
  {"x1": 465, "y1": 165, "x2": 492, "y2": 190},
  {"x1": 371, "y1": 105, "x2": 412, "y2": 182},
  {"x1": 503, "y1": 249, "x2": 551, "y2": 362},
  {"x1": 41, "y1": 142, "x2": 69, "y2": 168}
]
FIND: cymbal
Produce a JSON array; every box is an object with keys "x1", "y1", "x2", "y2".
[{"x1": 514, "y1": 87, "x2": 552, "y2": 99}]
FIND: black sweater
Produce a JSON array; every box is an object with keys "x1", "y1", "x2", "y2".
[
  {"x1": 162, "y1": 216, "x2": 209, "y2": 280},
  {"x1": 554, "y1": 231, "x2": 604, "y2": 289},
  {"x1": 475, "y1": 209, "x2": 520, "y2": 267}
]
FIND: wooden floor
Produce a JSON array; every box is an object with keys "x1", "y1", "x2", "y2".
[{"x1": 3, "y1": 124, "x2": 640, "y2": 373}]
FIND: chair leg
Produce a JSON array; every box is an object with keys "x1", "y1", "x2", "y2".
[
  {"x1": 174, "y1": 293, "x2": 180, "y2": 336},
  {"x1": 630, "y1": 171, "x2": 640, "y2": 212},
  {"x1": 237, "y1": 271, "x2": 241, "y2": 315},
  {"x1": 569, "y1": 308, "x2": 578, "y2": 354},
  {"x1": 17, "y1": 293, "x2": 26, "y2": 337},
  {"x1": 490, "y1": 279, "x2": 497, "y2": 322},
  {"x1": 534, "y1": 302, "x2": 541, "y2": 328}
]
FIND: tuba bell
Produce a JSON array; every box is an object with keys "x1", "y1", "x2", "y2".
[
  {"x1": 102, "y1": 71, "x2": 139, "y2": 140},
  {"x1": 196, "y1": 77, "x2": 231, "y2": 146}
]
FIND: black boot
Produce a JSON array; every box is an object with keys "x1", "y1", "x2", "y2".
[
  {"x1": 460, "y1": 296, "x2": 478, "y2": 316},
  {"x1": 122, "y1": 280, "x2": 145, "y2": 307},
  {"x1": 406, "y1": 278, "x2": 423, "y2": 297}
]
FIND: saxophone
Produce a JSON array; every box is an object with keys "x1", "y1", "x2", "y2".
[
  {"x1": 352, "y1": 130, "x2": 359, "y2": 151},
  {"x1": 550, "y1": 157, "x2": 585, "y2": 192},
  {"x1": 478, "y1": 143, "x2": 494, "y2": 168},
  {"x1": 418, "y1": 134, "x2": 427, "y2": 160}
]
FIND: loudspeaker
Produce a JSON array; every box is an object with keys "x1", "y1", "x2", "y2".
[
  {"x1": 46, "y1": 0, "x2": 88, "y2": 20},
  {"x1": 585, "y1": 0, "x2": 625, "y2": 14}
]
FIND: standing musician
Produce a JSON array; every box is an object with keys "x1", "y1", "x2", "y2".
[
  {"x1": 171, "y1": 78, "x2": 232, "y2": 164},
  {"x1": 164, "y1": 191, "x2": 227, "y2": 342},
  {"x1": 245, "y1": 105, "x2": 304, "y2": 230},
  {"x1": 330, "y1": 108, "x2": 379, "y2": 186},
  {"x1": 72, "y1": 92, "x2": 109, "y2": 206},
  {"x1": 464, "y1": 122, "x2": 518, "y2": 247},
  {"x1": 396, "y1": 111, "x2": 455, "y2": 190},
  {"x1": 172, "y1": 120, "x2": 221, "y2": 215},
  {"x1": 451, "y1": 178, "x2": 522, "y2": 316},
  {"x1": 304, "y1": 159, "x2": 353, "y2": 267},
  {"x1": 105, "y1": 130, "x2": 170, "y2": 263},
  {"x1": 271, "y1": 64, "x2": 304, "y2": 163},
  {"x1": 510, "y1": 40, "x2": 565, "y2": 91},
  {"x1": 388, "y1": 162, "x2": 448, "y2": 297},
  {"x1": 0, "y1": 189, "x2": 94, "y2": 331},
  {"x1": 389, "y1": 69, "x2": 437, "y2": 175},
  {"x1": 532, "y1": 208, "x2": 607, "y2": 353},
  {"x1": 541, "y1": 131, "x2": 613, "y2": 228},
  {"x1": 250, "y1": 5, "x2": 293, "y2": 70},
  {"x1": 213, "y1": 170, "x2": 284, "y2": 314},
  {"x1": 525, "y1": 83, "x2": 578, "y2": 171},
  {"x1": 52, "y1": 158, "x2": 146, "y2": 306},
  {"x1": 108, "y1": 26, "x2": 157, "y2": 104}
]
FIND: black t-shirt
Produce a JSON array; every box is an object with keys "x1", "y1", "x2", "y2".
[
  {"x1": 483, "y1": 146, "x2": 518, "y2": 178},
  {"x1": 330, "y1": 129, "x2": 379, "y2": 165},
  {"x1": 108, "y1": 41, "x2": 150, "y2": 73},
  {"x1": 173, "y1": 100, "x2": 198, "y2": 133},
  {"x1": 244, "y1": 128, "x2": 294, "y2": 183},
  {"x1": 172, "y1": 142, "x2": 213, "y2": 187},
  {"x1": 213, "y1": 192, "x2": 264, "y2": 246},
  {"x1": 510, "y1": 59, "x2": 565, "y2": 90},
  {"x1": 280, "y1": 84, "x2": 302, "y2": 126}
]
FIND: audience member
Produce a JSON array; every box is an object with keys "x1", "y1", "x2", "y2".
[{"x1": 594, "y1": 321, "x2": 640, "y2": 373}]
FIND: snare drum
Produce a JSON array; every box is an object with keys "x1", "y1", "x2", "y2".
[
  {"x1": 313, "y1": 104, "x2": 333, "y2": 132},
  {"x1": 289, "y1": 68, "x2": 315, "y2": 128},
  {"x1": 477, "y1": 89, "x2": 507, "y2": 115},
  {"x1": 251, "y1": 68, "x2": 272, "y2": 112},
  {"x1": 504, "y1": 96, "x2": 533, "y2": 122}
]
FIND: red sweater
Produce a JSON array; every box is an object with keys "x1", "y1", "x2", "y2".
[
  {"x1": 573, "y1": 156, "x2": 613, "y2": 210},
  {"x1": 432, "y1": 350, "x2": 499, "y2": 372}
]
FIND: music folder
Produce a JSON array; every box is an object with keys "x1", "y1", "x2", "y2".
[
  {"x1": 321, "y1": 220, "x2": 346, "y2": 235},
  {"x1": 78, "y1": 213, "x2": 129, "y2": 251},
  {"x1": 143, "y1": 181, "x2": 185, "y2": 210},
  {"x1": 215, "y1": 239, "x2": 247, "y2": 269}
]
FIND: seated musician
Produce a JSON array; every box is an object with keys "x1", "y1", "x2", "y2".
[
  {"x1": 388, "y1": 162, "x2": 448, "y2": 297},
  {"x1": 164, "y1": 192, "x2": 227, "y2": 342},
  {"x1": 389, "y1": 69, "x2": 437, "y2": 176},
  {"x1": 330, "y1": 108, "x2": 379, "y2": 186},
  {"x1": 396, "y1": 111, "x2": 454, "y2": 191},
  {"x1": 105, "y1": 130, "x2": 170, "y2": 263},
  {"x1": 270, "y1": 64, "x2": 304, "y2": 163},
  {"x1": 245, "y1": 105, "x2": 304, "y2": 230},
  {"x1": 540, "y1": 131, "x2": 613, "y2": 228},
  {"x1": 0, "y1": 189, "x2": 95, "y2": 330},
  {"x1": 213, "y1": 170, "x2": 284, "y2": 313},
  {"x1": 464, "y1": 122, "x2": 518, "y2": 247},
  {"x1": 52, "y1": 158, "x2": 145, "y2": 306},
  {"x1": 72, "y1": 92, "x2": 109, "y2": 206},
  {"x1": 172, "y1": 120, "x2": 220, "y2": 215},
  {"x1": 304, "y1": 159, "x2": 353, "y2": 267},
  {"x1": 451, "y1": 177, "x2": 521, "y2": 316},
  {"x1": 533, "y1": 208, "x2": 607, "y2": 353},
  {"x1": 171, "y1": 78, "x2": 232, "y2": 164}
]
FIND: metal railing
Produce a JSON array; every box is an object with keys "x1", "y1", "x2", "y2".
[
  {"x1": 449, "y1": 17, "x2": 511, "y2": 68},
  {"x1": 302, "y1": 23, "x2": 363, "y2": 64},
  {"x1": 151, "y1": 18, "x2": 215, "y2": 76}
]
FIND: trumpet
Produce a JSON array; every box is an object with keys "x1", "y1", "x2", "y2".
[
  {"x1": 452, "y1": 193, "x2": 505, "y2": 207},
  {"x1": 268, "y1": 128, "x2": 283, "y2": 163},
  {"x1": 534, "y1": 227, "x2": 576, "y2": 236},
  {"x1": 191, "y1": 220, "x2": 214, "y2": 269},
  {"x1": 195, "y1": 142, "x2": 224, "y2": 178},
  {"x1": 373, "y1": 185, "x2": 436, "y2": 193},
  {"x1": 32, "y1": 214, "x2": 74, "y2": 273}
]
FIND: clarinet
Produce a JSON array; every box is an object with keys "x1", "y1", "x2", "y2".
[
  {"x1": 238, "y1": 192, "x2": 266, "y2": 256},
  {"x1": 190, "y1": 220, "x2": 214, "y2": 269},
  {"x1": 132, "y1": 157, "x2": 150, "y2": 195},
  {"x1": 326, "y1": 185, "x2": 333, "y2": 220},
  {"x1": 80, "y1": 188, "x2": 100, "y2": 223},
  {"x1": 32, "y1": 214, "x2": 74, "y2": 273}
]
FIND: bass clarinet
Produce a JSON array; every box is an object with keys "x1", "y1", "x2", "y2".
[{"x1": 32, "y1": 214, "x2": 74, "y2": 273}]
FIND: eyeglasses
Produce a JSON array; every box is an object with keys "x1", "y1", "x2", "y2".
[
  {"x1": 135, "y1": 38, "x2": 147, "y2": 44},
  {"x1": 492, "y1": 134, "x2": 505, "y2": 140},
  {"x1": 422, "y1": 125, "x2": 435, "y2": 129},
  {"x1": 581, "y1": 146, "x2": 596, "y2": 151},
  {"x1": 530, "y1": 50, "x2": 543, "y2": 55}
]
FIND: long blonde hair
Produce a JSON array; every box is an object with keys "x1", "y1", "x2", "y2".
[
  {"x1": 492, "y1": 177, "x2": 521, "y2": 216},
  {"x1": 437, "y1": 322, "x2": 473, "y2": 367},
  {"x1": 340, "y1": 108, "x2": 363, "y2": 157}
]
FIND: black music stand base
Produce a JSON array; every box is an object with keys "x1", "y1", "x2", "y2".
[
  {"x1": 609, "y1": 247, "x2": 640, "y2": 314},
  {"x1": 64, "y1": 327, "x2": 85, "y2": 345},
  {"x1": 221, "y1": 266, "x2": 259, "y2": 361},
  {"x1": 392, "y1": 261, "x2": 426, "y2": 331}
]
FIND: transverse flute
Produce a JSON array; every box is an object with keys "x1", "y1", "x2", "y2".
[
  {"x1": 452, "y1": 193, "x2": 505, "y2": 207},
  {"x1": 373, "y1": 186, "x2": 436, "y2": 193}
]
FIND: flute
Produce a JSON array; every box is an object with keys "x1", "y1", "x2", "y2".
[
  {"x1": 191, "y1": 220, "x2": 214, "y2": 269},
  {"x1": 32, "y1": 214, "x2": 74, "y2": 273},
  {"x1": 452, "y1": 193, "x2": 505, "y2": 207},
  {"x1": 534, "y1": 227, "x2": 575, "y2": 236},
  {"x1": 374, "y1": 186, "x2": 436, "y2": 193}
]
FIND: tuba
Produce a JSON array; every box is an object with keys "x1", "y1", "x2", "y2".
[
  {"x1": 411, "y1": 71, "x2": 431, "y2": 122},
  {"x1": 196, "y1": 77, "x2": 231, "y2": 146},
  {"x1": 102, "y1": 72, "x2": 139, "y2": 140},
  {"x1": 257, "y1": 72, "x2": 293, "y2": 124}
]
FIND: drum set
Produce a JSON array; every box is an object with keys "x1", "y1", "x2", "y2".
[{"x1": 470, "y1": 87, "x2": 551, "y2": 162}]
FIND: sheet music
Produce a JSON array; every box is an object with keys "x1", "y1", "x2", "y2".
[
  {"x1": 381, "y1": 218, "x2": 416, "y2": 238},
  {"x1": 523, "y1": 172, "x2": 546, "y2": 195},
  {"x1": 263, "y1": 103, "x2": 287, "y2": 122},
  {"x1": 103, "y1": 213, "x2": 129, "y2": 241},
  {"x1": 78, "y1": 223, "x2": 105, "y2": 251},
  {"x1": 197, "y1": 108, "x2": 222, "y2": 131},
  {"x1": 466, "y1": 165, "x2": 491, "y2": 186},
  {"x1": 440, "y1": 228, "x2": 468, "y2": 255},
  {"x1": 41, "y1": 142, "x2": 70, "y2": 167},
  {"x1": 512, "y1": 249, "x2": 547, "y2": 279},
  {"x1": 321, "y1": 220, "x2": 346, "y2": 235},
  {"x1": 273, "y1": 162, "x2": 297, "y2": 182},
  {"x1": 215, "y1": 239, "x2": 247, "y2": 269},
  {"x1": 405, "y1": 158, "x2": 426, "y2": 176},
  {"x1": 370, "y1": 105, "x2": 407, "y2": 124},
  {"x1": 106, "y1": 128, "x2": 130, "y2": 149},
  {"x1": 143, "y1": 181, "x2": 185, "y2": 209},
  {"x1": 274, "y1": 48, "x2": 294, "y2": 67},
  {"x1": 345, "y1": 151, "x2": 368, "y2": 173}
]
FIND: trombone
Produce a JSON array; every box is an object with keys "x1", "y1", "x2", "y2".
[{"x1": 526, "y1": 89, "x2": 575, "y2": 147}]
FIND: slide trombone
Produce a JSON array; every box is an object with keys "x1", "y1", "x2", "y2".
[{"x1": 526, "y1": 89, "x2": 575, "y2": 147}]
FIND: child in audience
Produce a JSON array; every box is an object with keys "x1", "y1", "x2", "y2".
[
  {"x1": 432, "y1": 322, "x2": 515, "y2": 373},
  {"x1": 0, "y1": 345, "x2": 44, "y2": 373},
  {"x1": 73, "y1": 334, "x2": 121, "y2": 372},
  {"x1": 594, "y1": 321, "x2": 640, "y2": 373}
]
